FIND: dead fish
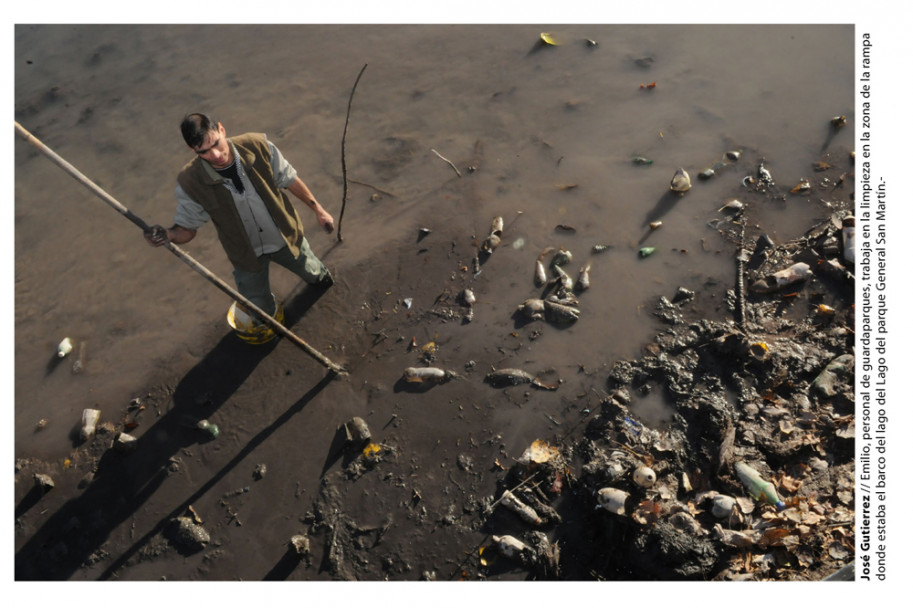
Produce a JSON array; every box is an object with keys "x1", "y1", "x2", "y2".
[
  {"x1": 402, "y1": 367, "x2": 458, "y2": 383},
  {"x1": 490, "y1": 216, "x2": 504, "y2": 236},
  {"x1": 544, "y1": 300, "x2": 580, "y2": 324},
  {"x1": 517, "y1": 298, "x2": 546, "y2": 320},
  {"x1": 534, "y1": 259, "x2": 548, "y2": 287},
  {"x1": 486, "y1": 368, "x2": 559, "y2": 390},
  {"x1": 551, "y1": 248, "x2": 572, "y2": 267},
  {"x1": 552, "y1": 264, "x2": 574, "y2": 291},
  {"x1": 547, "y1": 291, "x2": 579, "y2": 307},
  {"x1": 790, "y1": 179, "x2": 811, "y2": 194},
  {"x1": 670, "y1": 167, "x2": 691, "y2": 192},
  {"x1": 486, "y1": 368, "x2": 537, "y2": 386},
  {"x1": 534, "y1": 247, "x2": 555, "y2": 286},
  {"x1": 482, "y1": 232, "x2": 501, "y2": 252},
  {"x1": 576, "y1": 263, "x2": 591, "y2": 291},
  {"x1": 718, "y1": 199, "x2": 744, "y2": 213}
]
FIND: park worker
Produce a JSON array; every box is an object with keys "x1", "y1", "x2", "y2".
[{"x1": 146, "y1": 113, "x2": 335, "y2": 339}]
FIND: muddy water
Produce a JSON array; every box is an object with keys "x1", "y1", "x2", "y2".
[{"x1": 15, "y1": 24, "x2": 853, "y2": 467}]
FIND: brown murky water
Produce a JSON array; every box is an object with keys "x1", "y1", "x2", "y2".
[{"x1": 14, "y1": 24, "x2": 853, "y2": 580}]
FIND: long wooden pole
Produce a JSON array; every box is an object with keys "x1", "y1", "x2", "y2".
[{"x1": 14, "y1": 121, "x2": 347, "y2": 375}]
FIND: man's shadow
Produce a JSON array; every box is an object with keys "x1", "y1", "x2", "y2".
[{"x1": 15, "y1": 285, "x2": 331, "y2": 580}]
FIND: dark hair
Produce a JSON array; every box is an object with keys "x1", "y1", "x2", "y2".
[{"x1": 180, "y1": 113, "x2": 218, "y2": 148}]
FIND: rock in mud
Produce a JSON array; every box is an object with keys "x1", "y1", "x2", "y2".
[
  {"x1": 168, "y1": 516, "x2": 210, "y2": 554},
  {"x1": 34, "y1": 473, "x2": 55, "y2": 493},
  {"x1": 289, "y1": 534, "x2": 310, "y2": 558}
]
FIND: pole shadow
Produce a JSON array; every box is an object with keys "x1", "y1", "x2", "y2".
[{"x1": 14, "y1": 316, "x2": 328, "y2": 580}]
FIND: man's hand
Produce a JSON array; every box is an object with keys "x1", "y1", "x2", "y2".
[
  {"x1": 316, "y1": 207, "x2": 335, "y2": 234},
  {"x1": 144, "y1": 224, "x2": 197, "y2": 246},
  {"x1": 144, "y1": 225, "x2": 169, "y2": 247}
]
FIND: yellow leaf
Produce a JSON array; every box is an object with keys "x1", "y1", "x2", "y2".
[{"x1": 540, "y1": 32, "x2": 560, "y2": 46}]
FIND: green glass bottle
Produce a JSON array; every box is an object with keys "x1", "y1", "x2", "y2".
[{"x1": 735, "y1": 461, "x2": 785, "y2": 510}]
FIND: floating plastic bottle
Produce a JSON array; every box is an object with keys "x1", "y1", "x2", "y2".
[{"x1": 734, "y1": 461, "x2": 785, "y2": 510}]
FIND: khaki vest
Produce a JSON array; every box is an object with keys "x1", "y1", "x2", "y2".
[{"x1": 177, "y1": 133, "x2": 304, "y2": 272}]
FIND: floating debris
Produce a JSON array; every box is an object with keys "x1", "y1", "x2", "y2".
[
  {"x1": 402, "y1": 366, "x2": 457, "y2": 383},
  {"x1": 80, "y1": 408, "x2": 101, "y2": 441},
  {"x1": 830, "y1": 114, "x2": 847, "y2": 129},
  {"x1": 57, "y1": 337, "x2": 74, "y2": 358},
  {"x1": 725, "y1": 150, "x2": 741, "y2": 161},
  {"x1": 734, "y1": 461, "x2": 785, "y2": 510},
  {"x1": 790, "y1": 179, "x2": 811, "y2": 194},
  {"x1": 343, "y1": 417, "x2": 372, "y2": 448},
  {"x1": 462, "y1": 288, "x2": 476, "y2": 306},
  {"x1": 711, "y1": 495, "x2": 738, "y2": 518},
  {"x1": 539, "y1": 32, "x2": 560, "y2": 46},
  {"x1": 575, "y1": 263, "x2": 591, "y2": 292},
  {"x1": 649, "y1": 221, "x2": 663, "y2": 230},
  {"x1": 640, "y1": 81, "x2": 657, "y2": 89},
  {"x1": 517, "y1": 298, "x2": 546, "y2": 320},
  {"x1": 813, "y1": 161, "x2": 831, "y2": 171},
  {"x1": 757, "y1": 162, "x2": 774, "y2": 185},
  {"x1": 554, "y1": 224, "x2": 576, "y2": 233},
  {"x1": 632, "y1": 156, "x2": 653, "y2": 165},
  {"x1": 518, "y1": 439, "x2": 560, "y2": 465},
  {"x1": 544, "y1": 300, "x2": 579, "y2": 324},
  {"x1": 670, "y1": 167, "x2": 691, "y2": 192},
  {"x1": 551, "y1": 248, "x2": 572, "y2": 267},
  {"x1": 718, "y1": 199, "x2": 744, "y2": 213},
  {"x1": 750, "y1": 262, "x2": 812, "y2": 293},
  {"x1": 639, "y1": 247, "x2": 656, "y2": 258},
  {"x1": 500, "y1": 489, "x2": 543, "y2": 525},
  {"x1": 596, "y1": 487, "x2": 629, "y2": 515},
  {"x1": 632, "y1": 465, "x2": 657, "y2": 488},
  {"x1": 492, "y1": 534, "x2": 532, "y2": 560},
  {"x1": 197, "y1": 419, "x2": 220, "y2": 439}
]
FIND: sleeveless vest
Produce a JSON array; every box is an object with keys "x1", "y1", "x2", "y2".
[{"x1": 177, "y1": 133, "x2": 304, "y2": 272}]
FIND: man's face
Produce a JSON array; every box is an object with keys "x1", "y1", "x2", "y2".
[{"x1": 192, "y1": 123, "x2": 233, "y2": 169}]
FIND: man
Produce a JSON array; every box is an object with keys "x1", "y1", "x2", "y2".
[{"x1": 146, "y1": 113, "x2": 335, "y2": 327}]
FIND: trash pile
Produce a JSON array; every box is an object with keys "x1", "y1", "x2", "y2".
[{"x1": 473, "y1": 135, "x2": 855, "y2": 579}]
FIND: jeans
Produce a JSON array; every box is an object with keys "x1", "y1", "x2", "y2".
[{"x1": 232, "y1": 235, "x2": 328, "y2": 317}]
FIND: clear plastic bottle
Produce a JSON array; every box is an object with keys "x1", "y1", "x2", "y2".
[{"x1": 735, "y1": 461, "x2": 785, "y2": 510}]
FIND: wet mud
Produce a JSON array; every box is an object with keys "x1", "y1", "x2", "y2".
[{"x1": 14, "y1": 24, "x2": 854, "y2": 582}]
